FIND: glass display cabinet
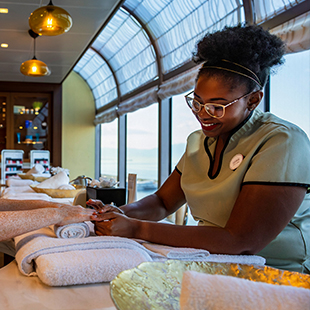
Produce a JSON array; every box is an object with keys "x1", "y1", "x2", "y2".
[
  {"x1": 11, "y1": 93, "x2": 51, "y2": 161},
  {"x1": 1, "y1": 149, "x2": 24, "y2": 183}
]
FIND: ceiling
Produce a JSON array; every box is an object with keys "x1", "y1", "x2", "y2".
[{"x1": 0, "y1": 0, "x2": 123, "y2": 84}]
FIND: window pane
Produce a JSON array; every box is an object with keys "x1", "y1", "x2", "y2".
[
  {"x1": 100, "y1": 120, "x2": 118, "y2": 179},
  {"x1": 270, "y1": 50, "x2": 310, "y2": 137},
  {"x1": 127, "y1": 104, "x2": 158, "y2": 200},
  {"x1": 172, "y1": 91, "x2": 200, "y2": 226},
  {"x1": 171, "y1": 91, "x2": 200, "y2": 169}
]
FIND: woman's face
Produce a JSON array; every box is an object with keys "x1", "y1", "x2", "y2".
[{"x1": 193, "y1": 75, "x2": 254, "y2": 140}]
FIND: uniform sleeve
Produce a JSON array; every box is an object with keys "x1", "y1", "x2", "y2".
[
  {"x1": 243, "y1": 126, "x2": 310, "y2": 191},
  {"x1": 176, "y1": 152, "x2": 186, "y2": 175}
]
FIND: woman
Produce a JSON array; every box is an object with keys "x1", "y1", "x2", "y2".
[{"x1": 90, "y1": 24, "x2": 310, "y2": 273}]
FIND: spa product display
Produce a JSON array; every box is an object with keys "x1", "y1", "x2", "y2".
[
  {"x1": 30, "y1": 150, "x2": 50, "y2": 173},
  {"x1": 1, "y1": 149, "x2": 24, "y2": 182}
]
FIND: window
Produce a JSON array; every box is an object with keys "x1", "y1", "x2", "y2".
[
  {"x1": 100, "y1": 119, "x2": 118, "y2": 179},
  {"x1": 172, "y1": 91, "x2": 200, "y2": 225},
  {"x1": 270, "y1": 50, "x2": 310, "y2": 137},
  {"x1": 127, "y1": 104, "x2": 158, "y2": 199},
  {"x1": 171, "y1": 91, "x2": 200, "y2": 169}
]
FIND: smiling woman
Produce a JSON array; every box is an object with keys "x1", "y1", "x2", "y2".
[{"x1": 92, "y1": 24, "x2": 310, "y2": 275}]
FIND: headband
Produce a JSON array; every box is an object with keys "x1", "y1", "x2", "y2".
[{"x1": 202, "y1": 59, "x2": 262, "y2": 88}]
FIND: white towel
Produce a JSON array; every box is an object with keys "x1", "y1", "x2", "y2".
[
  {"x1": 180, "y1": 271, "x2": 310, "y2": 310},
  {"x1": 36, "y1": 170, "x2": 69, "y2": 189},
  {"x1": 142, "y1": 242, "x2": 210, "y2": 260},
  {"x1": 26, "y1": 164, "x2": 44, "y2": 175},
  {"x1": 14, "y1": 227, "x2": 265, "y2": 287},
  {"x1": 2, "y1": 191, "x2": 52, "y2": 201},
  {"x1": 140, "y1": 241, "x2": 265, "y2": 265},
  {"x1": 14, "y1": 228, "x2": 154, "y2": 286},
  {"x1": 54, "y1": 223, "x2": 90, "y2": 239},
  {"x1": 6, "y1": 177, "x2": 34, "y2": 187}
]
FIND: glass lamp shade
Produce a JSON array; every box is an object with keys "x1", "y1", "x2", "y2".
[
  {"x1": 29, "y1": 3, "x2": 72, "y2": 36},
  {"x1": 20, "y1": 58, "x2": 51, "y2": 76}
]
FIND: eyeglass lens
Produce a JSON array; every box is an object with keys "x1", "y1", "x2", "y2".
[{"x1": 188, "y1": 98, "x2": 224, "y2": 117}]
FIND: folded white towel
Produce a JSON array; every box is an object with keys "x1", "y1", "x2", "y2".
[
  {"x1": 6, "y1": 177, "x2": 34, "y2": 187},
  {"x1": 2, "y1": 192, "x2": 51, "y2": 201},
  {"x1": 36, "y1": 170, "x2": 69, "y2": 189},
  {"x1": 14, "y1": 228, "x2": 154, "y2": 286},
  {"x1": 142, "y1": 243, "x2": 210, "y2": 260},
  {"x1": 180, "y1": 271, "x2": 310, "y2": 310},
  {"x1": 140, "y1": 241, "x2": 265, "y2": 265},
  {"x1": 26, "y1": 164, "x2": 44, "y2": 175},
  {"x1": 54, "y1": 223, "x2": 90, "y2": 239}
]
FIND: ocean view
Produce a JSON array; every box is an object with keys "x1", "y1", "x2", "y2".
[{"x1": 100, "y1": 143, "x2": 187, "y2": 200}]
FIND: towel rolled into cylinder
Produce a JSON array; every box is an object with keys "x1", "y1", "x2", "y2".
[
  {"x1": 54, "y1": 222, "x2": 90, "y2": 239},
  {"x1": 180, "y1": 271, "x2": 310, "y2": 310}
]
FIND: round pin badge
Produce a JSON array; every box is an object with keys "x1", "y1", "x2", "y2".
[{"x1": 229, "y1": 154, "x2": 244, "y2": 170}]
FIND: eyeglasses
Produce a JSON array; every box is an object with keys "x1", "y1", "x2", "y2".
[{"x1": 185, "y1": 91, "x2": 253, "y2": 118}]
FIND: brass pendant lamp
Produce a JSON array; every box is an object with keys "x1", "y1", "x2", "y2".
[
  {"x1": 29, "y1": 0, "x2": 72, "y2": 36},
  {"x1": 20, "y1": 30, "x2": 51, "y2": 77}
]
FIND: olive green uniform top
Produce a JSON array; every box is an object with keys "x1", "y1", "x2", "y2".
[{"x1": 176, "y1": 109, "x2": 310, "y2": 273}]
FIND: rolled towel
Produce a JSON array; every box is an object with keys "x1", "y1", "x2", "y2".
[
  {"x1": 54, "y1": 223, "x2": 90, "y2": 239},
  {"x1": 180, "y1": 271, "x2": 310, "y2": 310},
  {"x1": 36, "y1": 170, "x2": 69, "y2": 189},
  {"x1": 26, "y1": 164, "x2": 44, "y2": 175}
]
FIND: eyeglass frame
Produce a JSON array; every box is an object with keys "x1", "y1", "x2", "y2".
[{"x1": 184, "y1": 90, "x2": 254, "y2": 119}]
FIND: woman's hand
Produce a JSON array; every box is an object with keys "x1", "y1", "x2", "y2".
[
  {"x1": 86, "y1": 199, "x2": 124, "y2": 214},
  {"x1": 92, "y1": 211, "x2": 137, "y2": 238},
  {"x1": 57, "y1": 205, "x2": 97, "y2": 226}
]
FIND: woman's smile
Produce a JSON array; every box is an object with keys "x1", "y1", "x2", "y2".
[{"x1": 198, "y1": 120, "x2": 221, "y2": 131}]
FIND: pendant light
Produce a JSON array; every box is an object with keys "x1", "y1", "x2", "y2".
[
  {"x1": 20, "y1": 30, "x2": 51, "y2": 77},
  {"x1": 29, "y1": 0, "x2": 72, "y2": 36}
]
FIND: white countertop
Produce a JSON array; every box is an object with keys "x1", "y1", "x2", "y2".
[{"x1": 0, "y1": 261, "x2": 117, "y2": 310}]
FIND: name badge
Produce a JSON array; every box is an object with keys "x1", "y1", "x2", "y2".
[{"x1": 229, "y1": 154, "x2": 244, "y2": 170}]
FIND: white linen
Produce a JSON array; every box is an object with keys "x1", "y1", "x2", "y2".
[
  {"x1": 142, "y1": 242, "x2": 210, "y2": 260},
  {"x1": 2, "y1": 193, "x2": 52, "y2": 200},
  {"x1": 36, "y1": 170, "x2": 69, "y2": 189},
  {"x1": 14, "y1": 228, "x2": 154, "y2": 286},
  {"x1": 179, "y1": 271, "x2": 310, "y2": 310},
  {"x1": 15, "y1": 225, "x2": 266, "y2": 286},
  {"x1": 6, "y1": 177, "x2": 34, "y2": 187},
  {"x1": 26, "y1": 164, "x2": 44, "y2": 175},
  {"x1": 139, "y1": 241, "x2": 265, "y2": 265},
  {"x1": 54, "y1": 223, "x2": 90, "y2": 239}
]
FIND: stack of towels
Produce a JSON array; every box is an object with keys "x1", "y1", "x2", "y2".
[{"x1": 14, "y1": 222, "x2": 266, "y2": 287}]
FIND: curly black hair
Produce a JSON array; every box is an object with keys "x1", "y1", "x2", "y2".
[{"x1": 193, "y1": 24, "x2": 286, "y2": 91}]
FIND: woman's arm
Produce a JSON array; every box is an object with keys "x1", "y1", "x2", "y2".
[
  {"x1": 0, "y1": 202, "x2": 96, "y2": 242},
  {"x1": 93, "y1": 183, "x2": 306, "y2": 255}
]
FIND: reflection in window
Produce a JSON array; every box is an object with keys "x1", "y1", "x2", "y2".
[
  {"x1": 171, "y1": 91, "x2": 200, "y2": 169},
  {"x1": 270, "y1": 50, "x2": 310, "y2": 137},
  {"x1": 127, "y1": 104, "x2": 158, "y2": 200},
  {"x1": 100, "y1": 119, "x2": 118, "y2": 179}
]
